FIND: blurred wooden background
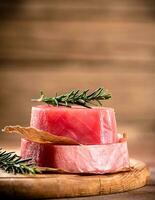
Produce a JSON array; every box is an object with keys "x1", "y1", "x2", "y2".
[{"x1": 0, "y1": 0, "x2": 155, "y2": 165}]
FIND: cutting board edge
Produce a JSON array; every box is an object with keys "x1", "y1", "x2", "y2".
[{"x1": 0, "y1": 159, "x2": 150, "y2": 199}]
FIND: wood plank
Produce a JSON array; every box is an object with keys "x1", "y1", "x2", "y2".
[
  {"x1": 1, "y1": 22, "x2": 155, "y2": 43},
  {"x1": 1, "y1": 60, "x2": 155, "y2": 73},
  {"x1": 0, "y1": 43, "x2": 154, "y2": 61},
  {"x1": 1, "y1": 0, "x2": 155, "y2": 8},
  {"x1": 0, "y1": 0, "x2": 155, "y2": 22},
  {"x1": 0, "y1": 22, "x2": 155, "y2": 61}
]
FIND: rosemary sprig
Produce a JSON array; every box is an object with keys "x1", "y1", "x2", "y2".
[
  {"x1": 32, "y1": 88, "x2": 111, "y2": 108},
  {"x1": 0, "y1": 148, "x2": 40, "y2": 174}
]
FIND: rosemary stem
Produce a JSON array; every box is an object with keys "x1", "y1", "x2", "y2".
[{"x1": 32, "y1": 88, "x2": 111, "y2": 108}]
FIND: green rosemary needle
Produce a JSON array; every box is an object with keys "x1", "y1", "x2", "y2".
[
  {"x1": 0, "y1": 148, "x2": 40, "y2": 174},
  {"x1": 32, "y1": 88, "x2": 111, "y2": 108}
]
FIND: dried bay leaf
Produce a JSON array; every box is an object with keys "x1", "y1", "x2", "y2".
[
  {"x1": 37, "y1": 167, "x2": 70, "y2": 174},
  {"x1": 2, "y1": 125, "x2": 79, "y2": 145}
]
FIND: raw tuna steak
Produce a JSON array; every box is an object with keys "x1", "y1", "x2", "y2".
[
  {"x1": 30, "y1": 105, "x2": 117, "y2": 144},
  {"x1": 21, "y1": 139, "x2": 129, "y2": 174}
]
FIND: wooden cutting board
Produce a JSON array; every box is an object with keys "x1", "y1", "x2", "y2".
[{"x1": 0, "y1": 159, "x2": 150, "y2": 199}]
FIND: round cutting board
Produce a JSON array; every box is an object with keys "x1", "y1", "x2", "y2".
[{"x1": 0, "y1": 159, "x2": 150, "y2": 199}]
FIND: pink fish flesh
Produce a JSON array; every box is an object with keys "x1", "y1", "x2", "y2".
[
  {"x1": 30, "y1": 105, "x2": 118, "y2": 144},
  {"x1": 21, "y1": 139, "x2": 129, "y2": 174}
]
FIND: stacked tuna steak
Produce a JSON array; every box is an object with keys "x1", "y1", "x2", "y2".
[{"x1": 21, "y1": 105, "x2": 129, "y2": 174}]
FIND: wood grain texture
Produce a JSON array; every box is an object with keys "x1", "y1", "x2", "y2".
[
  {"x1": 0, "y1": 22, "x2": 155, "y2": 62},
  {"x1": 0, "y1": 1, "x2": 154, "y2": 63},
  {"x1": 0, "y1": 159, "x2": 150, "y2": 199},
  {"x1": 0, "y1": 0, "x2": 155, "y2": 22}
]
